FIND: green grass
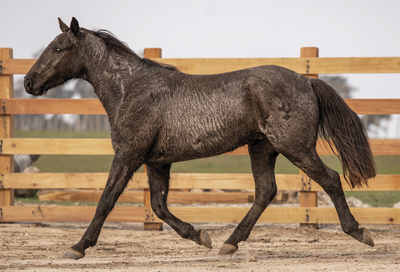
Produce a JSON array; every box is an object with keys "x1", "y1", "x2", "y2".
[
  {"x1": 15, "y1": 194, "x2": 98, "y2": 206},
  {"x1": 344, "y1": 191, "x2": 400, "y2": 208},
  {"x1": 14, "y1": 130, "x2": 400, "y2": 207},
  {"x1": 15, "y1": 130, "x2": 117, "y2": 173}
]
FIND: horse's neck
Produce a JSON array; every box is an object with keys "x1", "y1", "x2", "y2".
[{"x1": 85, "y1": 55, "x2": 134, "y2": 122}]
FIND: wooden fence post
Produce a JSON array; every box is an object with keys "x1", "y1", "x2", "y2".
[
  {"x1": 0, "y1": 48, "x2": 15, "y2": 207},
  {"x1": 299, "y1": 47, "x2": 319, "y2": 229},
  {"x1": 142, "y1": 48, "x2": 163, "y2": 231}
]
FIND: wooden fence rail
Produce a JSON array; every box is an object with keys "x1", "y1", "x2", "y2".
[
  {"x1": 2, "y1": 173, "x2": 400, "y2": 191},
  {"x1": 0, "y1": 47, "x2": 399, "y2": 227},
  {"x1": 4, "y1": 98, "x2": 400, "y2": 115},
  {"x1": 1, "y1": 138, "x2": 400, "y2": 155},
  {"x1": 3, "y1": 57, "x2": 400, "y2": 75}
]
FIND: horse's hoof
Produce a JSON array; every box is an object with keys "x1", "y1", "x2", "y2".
[
  {"x1": 62, "y1": 249, "x2": 85, "y2": 260},
  {"x1": 360, "y1": 228, "x2": 374, "y2": 247},
  {"x1": 199, "y1": 229, "x2": 212, "y2": 249},
  {"x1": 193, "y1": 229, "x2": 212, "y2": 249},
  {"x1": 218, "y1": 243, "x2": 238, "y2": 255}
]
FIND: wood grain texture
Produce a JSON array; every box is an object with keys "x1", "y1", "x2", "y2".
[
  {"x1": 0, "y1": 206, "x2": 147, "y2": 222},
  {"x1": 152, "y1": 57, "x2": 400, "y2": 74},
  {"x1": 307, "y1": 57, "x2": 400, "y2": 74},
  {"x1": 2, "y1": 57, "x2": 400, "y2": 75},
  {"x1": 316, "y1": 139, "x2": 400, "y2": 155},
  {"x1": 2, "y1": 99, "x2": 106, "y2": 115},
  {"x1": 345, "y1": 99, "x2": 400, "y2": 114},
  {"x1": 2, "y1": 206, "x2": 397, "y2": 224},
  {"x1": 0, "y1": 138, "x2": 114, "y2": 155},
  {"x1": 38, "y1": 190, "x2": 255, "y2": 205},
  {"x1": 2, "y1": 138, "x2": 398, "y2": 155},
  {"x1": 0, "y1": 172, "x2": 147, "y2": 189},
  {"x1": 151, "y1": 57, "x2": 308, "y2": 75},
  {"x1": 165, "y1": 207, "x2": 400, "y2": 224},
  {"x1": 2, "y1": 172, "x2": 398, "y2": 191},
  {"x1": 2, "y1": 98, "x2": 400, "y2": 115},
  {"x1": 300, "y1": 47, "x2": 319, "y2": 79},
  {"x1": 0, "y1": 59, "x2": 36, "y2": 74},
  {"x1": 0, "y1": 48, "x2": 14, "y2": 206}
]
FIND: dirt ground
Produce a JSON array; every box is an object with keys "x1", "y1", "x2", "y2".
[{"x1": 1, "y1": 222, "x2": 400, "y2": 272}]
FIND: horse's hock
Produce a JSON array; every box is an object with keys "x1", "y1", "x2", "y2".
[{"x1": 1, "y1": 47, "x2": 400, "y2": 227}]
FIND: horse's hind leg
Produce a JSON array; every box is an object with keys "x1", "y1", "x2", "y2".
[
  {"x1": 219, "y1": 138, "x2": 279, "y2": 255},
  {"x1": 146, "y1": 164, "x2": 212, "y2": 249},
  {"x1": 282, "y1": 148, "x2": 374, "y2": 247}
]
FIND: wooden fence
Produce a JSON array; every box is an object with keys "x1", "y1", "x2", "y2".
[{"x1": 1, "y1": 47, "x2": 400, "y2": 228}]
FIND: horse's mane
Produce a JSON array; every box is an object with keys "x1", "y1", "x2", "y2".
[{"x1": 93, "y1": 29, "x2": 178, "y2": 71}]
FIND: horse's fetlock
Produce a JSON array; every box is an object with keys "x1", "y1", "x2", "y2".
[
  {"x1": 86, "y1": 238, "x2": 98, "y2": 248},
  {"x1": 343, "y1": 224, "x2": 359, "y2": 236},
  {"x1": 343, "y1": 228, "x2": 351, "y2": 234},
  {"x1": 183, "y1": 229, "x2": 198, "y2": 240}
]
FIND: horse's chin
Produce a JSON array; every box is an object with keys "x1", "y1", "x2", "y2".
[{"x1": 28, "y1": 87, "x2": 47, "y2": 96}]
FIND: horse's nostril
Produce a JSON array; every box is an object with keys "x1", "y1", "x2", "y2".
[{"x1": 24, "y1": 77, "x2": 33, "y2": 91}]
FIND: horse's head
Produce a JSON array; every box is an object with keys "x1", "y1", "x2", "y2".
[{"x1": 24, "y1": 17, "x2": 86, "y2": 96}]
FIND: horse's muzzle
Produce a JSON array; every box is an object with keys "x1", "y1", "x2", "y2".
[{"x1": 24, "y1": 76, "x2": 44, "y2": 96}]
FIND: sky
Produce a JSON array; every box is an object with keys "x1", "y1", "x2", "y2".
[{"x1": 1, "y1": 0, "x2": 400, "y2": 136}]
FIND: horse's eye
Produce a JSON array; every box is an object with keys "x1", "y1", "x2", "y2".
[{"x1": 55, "y1": 48, "x2": 62, "y2": 54}]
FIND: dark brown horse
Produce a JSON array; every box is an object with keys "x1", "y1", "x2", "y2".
[{"x1": 24, "y1": 18, "x2": 376, "y2": 260}]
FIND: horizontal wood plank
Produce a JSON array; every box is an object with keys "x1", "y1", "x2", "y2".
[
  {"x1": 1, "y1": 206, "x2": 398, "y2": 224},
  {"x1": 153, "y1": 57, "x2": 400, "y2": 74},
  {"x1": 153, "y1": 58, "x2": 308, "y2": 74},
  {"x1": 2, "y1": 99, "x2": 400, "y2": 116},
  {"x1": 0, "y1": 138, "x2": 114, "y2": 155},
  {"x1": 163, "y1": 207, "x2": 400, "y2": 224},
  {"x1": 316, "y1": 139, "x2": 400, "y2": 155},
  {"x1": 0, "y1": 59, "x2": 36, "y2": 75},
  {"x1": 2, "y1": 99, "x2": 106, "y2": 115},
  {"x1": 0, "y1": 172, "x2": 265, "y2": 190},
  {"x1": 0, "y1": 172, "x2": 124, "y2": 189},
  {"x1": 38, "y1": 189, "x2": 256, "y2": 205},
  {"x1": 2, "y1": 172, "x2": 399, "y2": 191},
  {"x1": 37, "y1": 189, "x2": 144, "y2": 203},
  {"x1": 1, "y1": 138, "x2": 400, "y2": 156},
  {"x1": 0, "y1": 206, "x2": 149, "y2": 223},
  {"x1": 3, "y1": 98, "x2": 400, "y2": 116},
  {"x1": 3, "y1": 138, "x2": 242, "y2": 155},
  {"x1": 2, "y1": 57, "x2": 400, "y2": 75},
  {"x1": 344, "y1": 99, "x2": 400, "y2": 114},
  {"x1": 307, "y1": 57, "x2": 400, "y2": 74}
]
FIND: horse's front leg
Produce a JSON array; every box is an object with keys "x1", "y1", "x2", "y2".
[{"x1": 62, "y1": 151, "x2": 142, "y2": 260}]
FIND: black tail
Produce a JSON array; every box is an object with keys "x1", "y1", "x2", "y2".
[{"x1": 311, "y1": 78, "x2": 376, "y2": 188}]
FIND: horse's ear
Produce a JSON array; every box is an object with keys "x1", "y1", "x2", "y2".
[
  {"x1": 70, "y1": 17, "x2": 80, "y2": 36},
  {"x1": 58, "y1": 18, "x2": 69, "y2": 33}
]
